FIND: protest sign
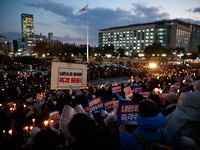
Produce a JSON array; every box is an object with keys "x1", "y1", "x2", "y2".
[
  {"x1": 88, "y1": 96, "x2": 103, "y2": 115},
  {"x1": 26, "y1": 97, "x2": 34, "y2": 103},
  {"x1": 124, "y1": 86, "x2": 133, "y2": 100},
  {"x1": 75, "y1": 90, "x2": 83, "y2": 96},
  {"x1": 179, "y1": 85, "x2": 188, "y2": 93},
  {"x1": 118, "y1": 100, "x2": 140, "y2": 125},
  {"x1": 48, "y1": 110, "x2": 60, "y2": 124},
  {"x1": 37, "y1": 93, "x2": 43, "y2": 100},
  {"x1": 139, "y1": 92, "x2": 150, "y2": 98},
  {"x1": 7, "y1": 102, "x2": 13, "y2": 107},
  {"x1": 132, "y1": 87, "x2": 143, "y2": 93},
  {"x1": 57, "y1": 91, "x2": 63, "y2": 96},
  {"x1": 173, "y1": 81, "x2": 181, "y2": 86},
  {"x1": 83, "y1": 104, "x2": 90, "y2": 114},
  {"x1": 111, "y1": 85, "x2": 122, "y2": 95},
  {"x1": 159, "y1": 93, "x2": 168, "y2": 105},
  {"x1": 51, "y1": 62, "x2": 87, "y2": 90},
  {"x1": 114, "y1": 100, "x2": 119, "y2": 121},
  {"x1": 103, "y1": 99, "x2": 115, "y2": 112}
]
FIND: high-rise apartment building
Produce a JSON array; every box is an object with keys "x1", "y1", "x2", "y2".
[
  {"x1": 48, "y1": 33, "x2": 53, "y2": 40},
  {"x1": 21, "y1": 13, "x2": 34, "y2": 38},
  {"x1": 98, "y1": 19, "x2": 200, "y2": 55}
]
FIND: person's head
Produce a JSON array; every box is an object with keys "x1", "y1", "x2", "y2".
[
  {"x1": 165, "y1": 93, "x2": 177, "y2": 106},
  {"x1": 148, "y1": 94, "x2": 164, "y2": 108},
  {"x1": 139, "y1": 99, "x2": 160, "y2": 117},
  {"x1": 68, "y1": 113, "x2": 98, "y2": 140},
  {"x1": 131, "y1": 93, "x2": 144, "y2": 102},
  {"x1": 177, "y1": 136, "x2": 196, "y2": 150},
  {"x1": 193, "y1": 80, "x2": 200, "y2": 91},
  {"x1": 32, "y1": 129, "x2": 60, "y2": 150}
]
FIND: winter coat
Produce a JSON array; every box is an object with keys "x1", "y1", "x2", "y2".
[
  {"x1": 120, "y1": 113, "x2": 171, "y2": 150},
  {"x1": 164, "y1": 91, "x2": 200, "y2": 147},
  {"x1": 33, "y1": 97, "x2": 43, "y2": 116}
]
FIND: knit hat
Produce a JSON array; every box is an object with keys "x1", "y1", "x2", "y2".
[{"x1": 165, "y1": 93, "x2": 177, "y2": 104}]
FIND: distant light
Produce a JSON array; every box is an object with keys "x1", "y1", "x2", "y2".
[
  {"x1": 42, "y1": 54, "x2": 45, "y2": 57},
  {"x1": 149, "y1": 63, "x2": 157, "y2": 68},
  {"x1": 162, "y1": 54, "x2": 166, "y2": 57},
  {"x1": 152, "y1": 54, "x2": 155, "y2": 56},
  {"x1": 106, "y1": 54, "x2": 112, "y2": 58},
  {"x1": 47, "y1": 53, "x2": 49, "y2": 55},
  {"x1": 138, "y1": 54, "x2": 144, "y2": 57},
  {"x1": 71, "y1": 54, "x2": 74, "y2": 57}
]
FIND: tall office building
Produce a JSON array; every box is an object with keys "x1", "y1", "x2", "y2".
[
  {"x1": 98, "y1": 19, "x2": 200, "y2": 55},
  {"x1": 48, "y1": 33, "x2": 53, "y2": 40},
  {"x1": 21, "y1": 13, "x2": 34, "y2": 38}
]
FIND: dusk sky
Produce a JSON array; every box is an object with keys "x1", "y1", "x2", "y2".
[{"x1": 0, "y1": 0, "x2": 200, "y2": 47}]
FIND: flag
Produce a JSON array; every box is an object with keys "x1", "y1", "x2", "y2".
[{"x1": 79, "y1": 4, "x2": 88, "y2": 15}]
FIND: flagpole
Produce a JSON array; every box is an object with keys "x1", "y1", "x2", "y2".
[{"x1": 87, "y1": 2, "x2": 89, "y2": 63}]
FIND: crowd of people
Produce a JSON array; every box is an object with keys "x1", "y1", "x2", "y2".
[{"x1": 0, "y1": 61, "x2": 200, "y2": 150}]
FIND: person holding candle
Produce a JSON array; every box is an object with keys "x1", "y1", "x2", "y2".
[
  {"x1": 24, "y1": 127, "x2": 41, "y2": 150},
  {"x1": 33, "y1": 97, "x2": 43, "y2": 126}
]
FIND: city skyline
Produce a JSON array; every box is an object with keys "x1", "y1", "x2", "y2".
[{"x1": 0, "y1": 0, "x2": 200, "y2": 47}]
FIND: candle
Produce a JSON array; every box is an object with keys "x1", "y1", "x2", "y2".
[
  {"x1": 8, "y1": 130, "x2": 12, "y2": 135},
  {"x1": 3, "y1": 130, "x2": 5, "y2": 134},
  {"x1": 32, "y1": 118, "x2": 35, "y2": 126},
  {"x1": 30, "y1": 126, "x2": 33, "y2": 130},
  {"x1": 0, "y1": 104, "x2": 2, "y2": 107},
  {"x1": 44, "y1": 120, "x2": 48, "y2": 127},
  {"x1": 23, "y1": 104, "x2": 26, "y2": 108},
  {"x1": 177, "y1": 89, "x2": 179, "y2": 93},
  {"x1": 155, "y1": 88, "x2": 159, "y2": 94},
  {"x1": 50, "y1": 120, "x2": 54, "y2": 126},
  {"x1": 25, "y1": 126, "x2": 28, "y2": 131}
]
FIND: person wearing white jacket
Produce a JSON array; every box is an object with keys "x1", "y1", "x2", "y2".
[{"x1": 60, "y1": 104, "x2": 86, "y2": 146}]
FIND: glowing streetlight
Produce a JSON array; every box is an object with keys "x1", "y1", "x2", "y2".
[{"x1": 149, "y1": 63, "x2": 157, "y2": 68}]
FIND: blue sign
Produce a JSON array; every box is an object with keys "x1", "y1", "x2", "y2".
[
  {"x1": 75, "y1": 90, "x2": 83, "y2": 96},
  {"x1": 111, "y1": 85, "x2": 122, "y2": 95},
  {"x1": 132, "y1": 87, "x2": 143, "y2": 93},
  {"x1": 88, "y1": 96, "x2": 103, "y2": 115},
  {"x1": 118, "y1": 100, "x2": 140, "y2": 125},
  {"x1": 103, "y1": 99, "x2": 115, "y2": 112}
]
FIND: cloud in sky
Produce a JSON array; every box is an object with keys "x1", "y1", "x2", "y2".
[
  {"x1": 2, "y1": 1, "x2": 199, "y2": 46},
  {"x1": 188, "y1": 6, "x2": 200, "y2": 13}
]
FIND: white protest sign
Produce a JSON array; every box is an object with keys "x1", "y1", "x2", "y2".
[
  {"x1": 124, "y1": 86, "x2": 133, "y2": 100},
  {"x1": 51, "y1": 62, "x2": 87, "y2": 90}
]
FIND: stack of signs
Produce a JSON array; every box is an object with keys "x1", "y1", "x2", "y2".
[
  {"x1": 26, "y1": 97, "x2": 34, "y2": 103},
  {"x1": 111, "y1": 85, "x2": 122, "y2": 95},
  {"x1": 139, "y1": 92, "x2": 150, "y2": 98},
  {"x1": 159, "y1": 93, "x2": 168, "y2": 105},
  {"x1": 124, "y1": 86, "x2": 133, "y2": 100},
  {"x1": 88, "y1": 96, "x2": 103, "y2": 115},
  {"x1": 48, "y1": 110, "x2": 60, "y2": 125},
  {"x1": 75, "y1": 90, "x2": 83, "y2": 96},
  {"x1": 118, "y1": 100, "x2": 140, "y2": 125},
  {"x1": 103, "y1": 99, "x2": 115, "y2": 112},
  {"x1": 133, "y1": 87, "x2": 143, "y2": 93}
]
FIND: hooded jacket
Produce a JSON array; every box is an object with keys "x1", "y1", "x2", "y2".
[
  {"x1": 164, "y1": 91, "x2": 200, "y2": 147},
  {"x1": 33, "y1": 97, "x2": 43, "y2": 116},
  {"x1": 120, "y1": 113, "x2": 171, "y2": 150}
]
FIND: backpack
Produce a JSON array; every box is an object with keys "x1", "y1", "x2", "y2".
[{"x1": 132, "y1": 127, "x2": 166, "y2": 150}]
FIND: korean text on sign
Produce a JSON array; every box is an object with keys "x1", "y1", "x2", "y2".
[
  {"x1": 118, "y1": 100, "x2": 140, "y2": 125},
  {"x1": 124, "y1": 86, "x2": 133, "y2": 100},
  {"x1": 48, "y1": 111, "x2": 60, "y2": 122},
  {"x1": 88, "y1": 96, "x2": 103, "y2": 115},
  {"x1": 58, "y1": 68, "x2": 83, "y2": 88},
  {"x1": 103, "y1": 99, "x2": 115, "y2": 112},
  {"x1": 111, "y1": 85, "x2": 122, "y2": 95}
]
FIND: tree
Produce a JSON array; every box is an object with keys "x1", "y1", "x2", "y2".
[
  {"x1": 117, "y1": 48, "x2": 125, "y2": 57},
  {"x1": 144, "y1": 43, "x2": 167, "y2": 58}
]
